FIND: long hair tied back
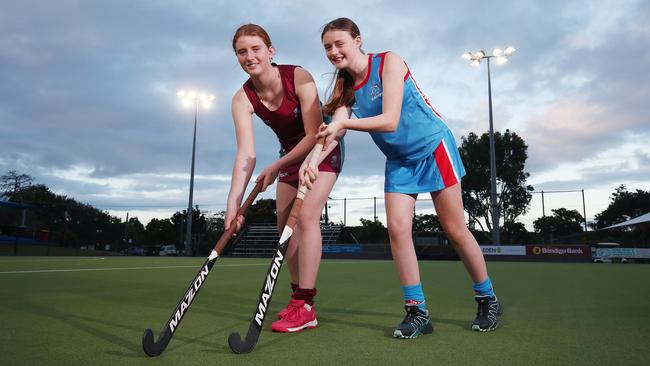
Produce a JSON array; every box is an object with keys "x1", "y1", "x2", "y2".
[{"x1": 321, "y1": 18, "x2": 361, "y2": 116}]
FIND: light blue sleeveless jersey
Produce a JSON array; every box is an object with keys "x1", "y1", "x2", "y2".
[
  {"x1": 351, "y1": 52, "x2": 466, "y2": 193},
  {"x1": 351, "y1": 52, "x2": 450, "y2": 164}
]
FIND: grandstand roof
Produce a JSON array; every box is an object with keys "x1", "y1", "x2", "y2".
[
  {"x1": 0, "y1": 200, "x2": 30, "y2": 209},
  {"x1": 601, "y1": 212, "x2": 650, "y2": 230}
]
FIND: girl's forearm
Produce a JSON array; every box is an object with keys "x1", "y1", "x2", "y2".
[
  {"x1": 227, "y1": 155, "x2": 255, "y2": 209},
  {"x1": 274, "y1": 135, "x2": 316, "y2": 168}
]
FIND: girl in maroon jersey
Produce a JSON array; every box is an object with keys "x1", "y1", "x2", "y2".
[{"x1": 225, "y1": 24, "x2": 345, "y2": 333}]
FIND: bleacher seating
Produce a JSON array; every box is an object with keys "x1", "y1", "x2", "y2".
[{"x1": 227, "y1": 223, "x2": 343, "y2": 257}]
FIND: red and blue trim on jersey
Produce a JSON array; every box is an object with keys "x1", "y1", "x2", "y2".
[{"x1": 351, "y1": 52, "x2": 466, "y2": 193}]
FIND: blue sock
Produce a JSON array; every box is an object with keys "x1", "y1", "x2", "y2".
[
  {"x1": 473, "y1": 276, "x2": 495, "y2": 297},
  {"x1": 401, "y1": 283, "x2": 427, "y2": 311}
]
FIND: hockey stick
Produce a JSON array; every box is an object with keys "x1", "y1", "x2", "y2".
[
  {"x1": 142, "y1": 179, "x2": 263, "y2": 357},
  {"x1": 228, "y1": 137, "x2": 325, "y2": 354}
]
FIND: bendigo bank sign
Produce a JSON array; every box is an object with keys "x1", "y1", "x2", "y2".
[{"x1": 527, "y1": 245, "x2": 591, "y2": 259}]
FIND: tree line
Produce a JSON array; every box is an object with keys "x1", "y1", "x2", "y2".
[{"x1": 0, "y1": 170, "x2": 219, "y2": 253}]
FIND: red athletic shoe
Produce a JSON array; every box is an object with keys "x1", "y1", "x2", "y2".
[
  {"x1": 271, "y1": 299, "x2": 318, "y2": 333},
  {"x1": 277, "y1": 300, "x2": 293, "y2": 319}
]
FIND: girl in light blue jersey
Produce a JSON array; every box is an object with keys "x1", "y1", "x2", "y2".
[{"x1": 314, "y1": 17, "x2": 503, "y2": 338}]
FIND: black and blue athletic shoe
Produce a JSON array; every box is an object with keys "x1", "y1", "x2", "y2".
[
  {"x1": 393, "y1": 304, "x2": 434, "y2": 339},
  {"x1": 471, "y1": 295, "x2": 503, "y2": 332}
]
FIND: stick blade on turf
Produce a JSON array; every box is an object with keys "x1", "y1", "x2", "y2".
[
  {"x1": 228, "y1": 328, "x2": 259, "y2": 354},
  {"x1": 142, "y1": 328, "x2": 171, "y2": 357}
]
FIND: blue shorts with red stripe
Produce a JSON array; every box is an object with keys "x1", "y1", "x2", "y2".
[{"x1": 384, "y1": 129, "x2": 466, "y2": 194}]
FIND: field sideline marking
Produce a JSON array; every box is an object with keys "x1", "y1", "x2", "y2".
[
  {"x1": 0, "y1": 260, "x2": 377, "y2": 274},
  {"x1": 0, "y1": 257, "x2": 107, "y2": 263}
]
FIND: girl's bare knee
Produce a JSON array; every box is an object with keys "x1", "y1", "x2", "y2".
[
  {"x1": 445, "y1": 225, "x2": 474, "y2": 248},
  {"x1": 298, "y1": 211, "x2": 320, "y2": 230}
]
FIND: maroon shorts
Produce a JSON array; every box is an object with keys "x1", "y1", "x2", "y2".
[{"x1": 278, "y1": 144, "x2": 342, "y2": 187}]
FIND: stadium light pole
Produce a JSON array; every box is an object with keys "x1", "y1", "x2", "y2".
[
  {"x1": 462, "y1": 46, "x2": 516, "y2": 245},
  {"x1": 177, "y1": 90, "x2": 215, "y2": 256}
]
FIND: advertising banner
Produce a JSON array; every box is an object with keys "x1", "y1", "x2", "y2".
[
  {"x1": 527, "y1": 245, "x2": 591, "y2": 259},
  {"x1": 636, "y1": 248, "x2": 650, "y2": 259},
  {"x1": 322, "y1": 244, "x2": 362, "y2": 254},
  {"x1": 594, "y1": 248, "x2": 650, "y2": 259},
  {"x1": 595, "y1": 248, "x2": 636, "y2": 259},
  {"x1": 480, "y1": 246, "x2": 526, "y2": 256}
]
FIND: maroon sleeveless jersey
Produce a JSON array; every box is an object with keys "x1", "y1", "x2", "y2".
[
  {"x1": 242, "y1": 64, "x2": 342, "y2": 184},
  {"x1": 243, "y1": 64, "x2": 305, "y2": 155}
]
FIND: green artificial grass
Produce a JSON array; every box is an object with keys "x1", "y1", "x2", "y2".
[{"x1": 0, "y1": 256, "x2": 648, "y2": 365}]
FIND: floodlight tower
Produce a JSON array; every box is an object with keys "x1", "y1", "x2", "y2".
[
  {"x1": 461, "y1": 46, "x2": 516, "y2": 245},
  {"x1": 177, "y1": 90, "x2": 215, "y2": 256}
]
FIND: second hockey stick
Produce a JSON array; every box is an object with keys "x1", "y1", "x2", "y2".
[{"x1": 228, "y1": 137, "x2": 325, "y2": 354}]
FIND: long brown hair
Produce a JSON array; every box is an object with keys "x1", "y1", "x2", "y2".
[
  {"x1": 232, "y1": 24, "x2": 272, "y2": 51},
  {"x1": 321, "y1": 18, "x2": 361, "y2": 116}
]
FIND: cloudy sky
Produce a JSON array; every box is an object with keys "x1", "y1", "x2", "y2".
[{"x1": 1, "y1": 0, "x2": 648, "y2": 230}]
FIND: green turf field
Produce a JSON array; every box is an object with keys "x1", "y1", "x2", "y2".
[{"x1": 0, "y1": 256, "x2": 648, "y2": 365}]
